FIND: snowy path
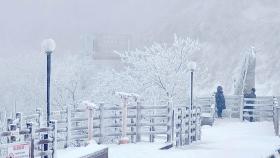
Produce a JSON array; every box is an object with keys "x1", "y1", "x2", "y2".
[{"x1": 108, "y1": 119, "x2": 280, "y2": 158}]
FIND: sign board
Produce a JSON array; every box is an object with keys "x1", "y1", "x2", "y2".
[
  {"x1": 84, "y1": 34, "x2": 131, "y2": 59},
  {"x1": 7, "y1": 143, "x2": 30, "y2": 158}
]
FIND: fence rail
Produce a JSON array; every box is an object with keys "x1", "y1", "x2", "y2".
[
  {"x1": 0, "y1": 119, "x2": 56, "y2": 158},
  {"x1": 0, "y1": 98, "x2": 202, "y2": 157},
  {"x1": 50, "y1": 101, "x2": 201, "y2": 147},
  {"x1": 197, "y1": 95, "x2": 280, "y2": 136}
]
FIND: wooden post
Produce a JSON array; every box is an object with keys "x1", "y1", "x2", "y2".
[
  {"x1": 27, "y1": 122, "x2": 35, "y2": 158},
  {"x1": 7, "y1": 118, "x2": 13, "y2": 131},
  {"x1": 50, "y1": 120, "x2": 57, "y2": 158},
  {"x1": 197, "y1": 107, "x2": 202, "y2": 140},
  {"x1": 273, "y1": 97, "x2": 279, "y2": 136},
  {"x1": 114, "y1": 109, "x2": 118, "y2": 141},
  {"x1": 166, "y1": 101, "x2": 172, "y2": 143},
  {"x1": 240, "y1": 96, "x2": 244, "y2": 121},
  {"x1": 171, "y1": 108, "x2": 175, "y2": 145},
  {"x1": 99, "y1": 103, "x2": 104, "y2": 144},
  {"x1": 0, "y1": 110, "x2": 7, "y2": 131},
  {"x1": 6, "y1": 118, "x2": 13, "y2": 143},
  {"x1": 120, "y1": 97, "x2": 129, "y2": 144},
  {"x1": 36, "y1": 108, "x2": 43, "y2": 128},
  {"x1": 192, "y1": 108, "x2": 196, "y2": 142},
  {"x1": 15, "y1": 112, "x2": 22, "y2": 130},
  {"x1": 136, "y1": 102, "x2": 141, "y2": 142},
  {"x1": 181, "y1": 106, "x2": 187, "y2": 145},
  {"x1": 211, "y1": 96, "x2": 215, "y2": 124},
  {"x1": 130, "y1": 118, "x2": 135, "y2": 143},
  {"x1": 194, "y1": 107, "x2": 200, "y2": 141},
  {"x1": 277, "y1": 107, "x2": 280, "y2": 136},
  {"x1": 187, "y1": 106, "x2": 191, "y2": 145},
  {"x1": 43, "y1": 133, "x2": 48, "y2": 158},
  {"x1": 149, "y1": 117, "x2": 155, "y2": 142},
  {"x1": 66, "y1": 106, "x2": 71, "y2": 148},
  {"x1": 176, "y1": 108, "x2": 182, "y2": 146},
  {"x1": 87, "y1": 105, "x2": 94, "y2": 143},
  {"x1": 9, "y1": 124, "x2": 17, "y2": 143}
]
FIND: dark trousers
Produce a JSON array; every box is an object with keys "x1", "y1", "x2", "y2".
[{"x1": 217, "y1": 108, "x2": 223, "y2": 118}]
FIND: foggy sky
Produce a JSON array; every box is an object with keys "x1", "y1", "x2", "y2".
[
  {"x1": 0, "y1": 0, "x2": 184, "y2": 55},
  {"x1": 0, "y1": 0, "x2": 280, "y2": 95}
]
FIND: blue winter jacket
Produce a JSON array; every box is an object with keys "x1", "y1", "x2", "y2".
[{"x1": 215, "y1": 91, "x2": 226, "y2": 110}]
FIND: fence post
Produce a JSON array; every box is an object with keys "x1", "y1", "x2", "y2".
[
  {"x1": 36, "y1": 108, "x2": 43, "y2": 128},
  {"x1": 136, "y1": 101, "x2": 141, "y2": 142},
  {"x1": 187, "y1": 106, "x2": 191, "y2": 145},
  {"x1": 240, "y1": 96, "x2": 244, "y2": 121},
  {"x1": 99, "y1": 103, "x2": 104, "y2": 144},
  {"x1": 196, "y1": 107, "x2": 201, "y2": 141},
  {"x1": 273, "y1": 97, "x2": 279, "y2": 136},
  {"x1": 6, "y1": 118, "x2": 13, "y2": 143},
  {"x1": 166, "y1": 101, "x2": 172, "y2": 143},
  {"x1": 210, "y1": 95, "x2": 215, "y2": 119},
  {"x1": 192, "y1": 108, "x2": 197, "y2": 142},
  {"x1": 10, "y1": 124, "x2": 17, "y2": 143},
  {"x1": 119, "y1": 97, "x2": 129, "y2": 144},
  {"x1": 130, "y1": 118, "x2": 135, "y2": 143},
  {"x1": 66, "y1": 106, "x2": 71, "y2": 148},
  {"x1": 87, "y1": 105, "x2": 94, "y2": 143},
  {"x1": 7, "y1": 118, "x2": 13, "y2": 131},
  {"x1": 49, "y1": 120, "x2": 57, "y2": 158},
  {"x1": 149, "y1": 117, "x2": 155, "y2": 142},
  {"x1": 0, "y1": 110, "x2": 7, "y2": 131},
  {"x1": 277, "y1": 107, "x2": 280, "y2": 137},
  {"x1": 27, "y1": 122, "x2": 35, "y2": 158},
  {"x1": 15, "y1": 112, "x2": 22, "y2": 130}
]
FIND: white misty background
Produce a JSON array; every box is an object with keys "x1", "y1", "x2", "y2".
[{"x1": 0, "y1": 0, "x2": 279, "y2": 114}]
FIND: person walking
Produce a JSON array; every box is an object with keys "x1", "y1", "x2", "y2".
[
  {"x1": 244, "y1": 88, "x2": 256, "y2": 122},
  {"x1": 215, "y1": 86, "x2": 226, "y2": 118}
]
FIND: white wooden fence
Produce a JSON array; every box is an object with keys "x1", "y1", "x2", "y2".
[
  {"x1": 173, "y1": 105, "x2": 201, "y2": 146},
  {"x1": 197, "y1": 95, "x2": 280, "y2": 135},
  {"x1": 0, "y1": 96, "x2": 202, "y2": 158},
  {"x1": 196, "y1": 97, "x2": 215, "y2": 126},
  {"x1": 0, "y1": 117, "x2": 57, "y2": 158},
  {"x1": 241, "y1": 97, "x2": 275, "y2": 121},
  {"x1": 51, "y1": 101, "x2": 201, "y2": 147}
]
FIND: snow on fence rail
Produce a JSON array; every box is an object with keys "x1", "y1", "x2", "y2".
[
  {"x1": 241, "y1": 97, "x2": 275, "y2": 122},
  {"x1": 52, "y1": 101, "x2": 201, "y2": 147},
  {"x1": 173, "y1": 105, "x2": 201, "y2": 146},
  {"x1": 0, "y1": 96, "x2": 202, "y2": 157},
  {"x1": 0, "y1": 118, "x2": 57, "y2": 158},
  {"x1": 94, "y1": 103, "x2": 172, "y2": 144},
  {"x1": 196, "y1": 97, "x2": 215, "y2": 126},
  {"x1": 197, "y1": 95, "x2": 278, "y2": 120},
  {"x1": 197, "y1": 95, "x2": 280, "y2": 135}
]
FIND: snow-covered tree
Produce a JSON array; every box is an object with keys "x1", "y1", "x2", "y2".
[
  {"x1": 95, "y1": 35, "x2": 209, "y2": 104},
  {"x1": 51, "y1": 53, "x2": 95, "y2": 110}
]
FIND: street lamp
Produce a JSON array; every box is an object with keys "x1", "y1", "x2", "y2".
[
  {"x1": 187, "y1": 61, "x2": 196, "y2": 144},
  {"x1": 41, "y1": 39, "x2": 56, "y2": 126}
]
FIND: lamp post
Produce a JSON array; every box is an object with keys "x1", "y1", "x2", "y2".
[
  {"x1": 41, "y1": 39, "x2": 56, "y2": 126},
  {"x1": 188, "y1": 61, "x2": 196, "y2": 110},
  {"x1": 187, "y1": 61, "x2": 196, "y2": 144}
]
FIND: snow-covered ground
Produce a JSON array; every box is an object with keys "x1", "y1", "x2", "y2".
[
  {"x1": 57, "y1": 143, "x2": 107, "y2": 158},
  {"x1": 56, "y1": 119, "x2": 279, "y2": 158},
  {"x1": 108, "y1": 119, "x2": 280, "y2": 158}
]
